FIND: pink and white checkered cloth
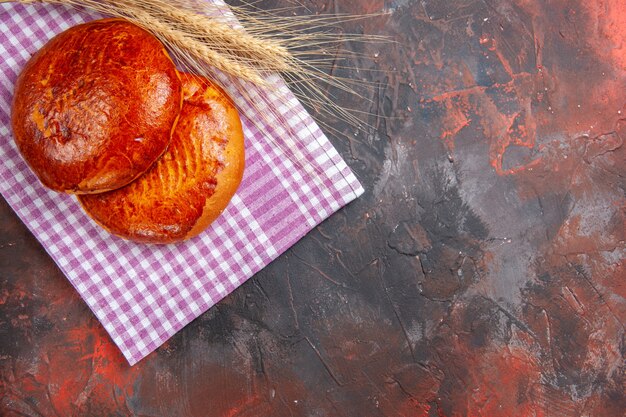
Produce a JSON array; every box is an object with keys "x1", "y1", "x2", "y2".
[{"x1": 0, "y1": 2, "x2": 363, "y2": 365}]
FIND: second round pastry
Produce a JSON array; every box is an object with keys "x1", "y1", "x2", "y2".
[{"x1": 78, "y1": 73, "x2": 245, "y2": 244}]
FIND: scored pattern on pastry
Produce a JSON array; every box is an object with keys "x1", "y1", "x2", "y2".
[{"x1": 78, "y1": 73, "x2": 245, "y2": 243}]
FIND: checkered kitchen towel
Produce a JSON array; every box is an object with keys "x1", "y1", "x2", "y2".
[{"x1": 0, "y1": 2, "x2": 363, "y2": 365}]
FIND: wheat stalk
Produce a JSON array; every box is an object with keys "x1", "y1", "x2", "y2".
[
  {"x1": 6, "y1": 0, "x2": 379, "y2": 82},
  {"x1": 2, "y1": 0, "x2": 391, "y2": 187},
  {"x1": 152, "y1": 1, "x2": 293, "y2": 70},
  {"x1": 2, "y1": 0, "x2": 390, "y2": 121},
  {"x1": 128, "y1": 6, "x2": 270, "y2": 85}
]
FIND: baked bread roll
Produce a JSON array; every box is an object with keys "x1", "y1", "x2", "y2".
[
  {"x1": 11, "y1": 18, "x2": 181, "y2": 193},
  {"x1": 78, "y1": 74, "x2": 245, "y2": 244}
]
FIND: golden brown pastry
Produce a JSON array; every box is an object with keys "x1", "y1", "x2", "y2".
[
  {"x1": 11, "y1": 18, "x2": 181, "y2": 193},
  {"x1": 78, "y1": 73, "x2": 245, "y2": 244}
]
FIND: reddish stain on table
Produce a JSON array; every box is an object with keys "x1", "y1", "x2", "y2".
[{"x1": 1, "y1": 0, "x2": 624, "y2": 416}]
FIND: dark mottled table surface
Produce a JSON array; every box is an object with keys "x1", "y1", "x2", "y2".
[{"x1": 1, "y1": 0, "x2": 625, "y2": 416}]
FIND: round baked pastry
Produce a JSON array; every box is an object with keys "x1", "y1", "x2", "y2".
[
  {"x1": 78, "y1": 73, "x2": 245, "y2": 244},
  {"x1": 11, "y1": 18, "x2": 182, "y2": 193}
]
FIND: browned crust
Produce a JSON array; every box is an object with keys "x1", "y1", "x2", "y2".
[
  {"x1": 11, "y1": 18, "x2": 182, "y2": 193},
  {"x1": 78, "y1": 73, "x2": 245, "y2": 244}
]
